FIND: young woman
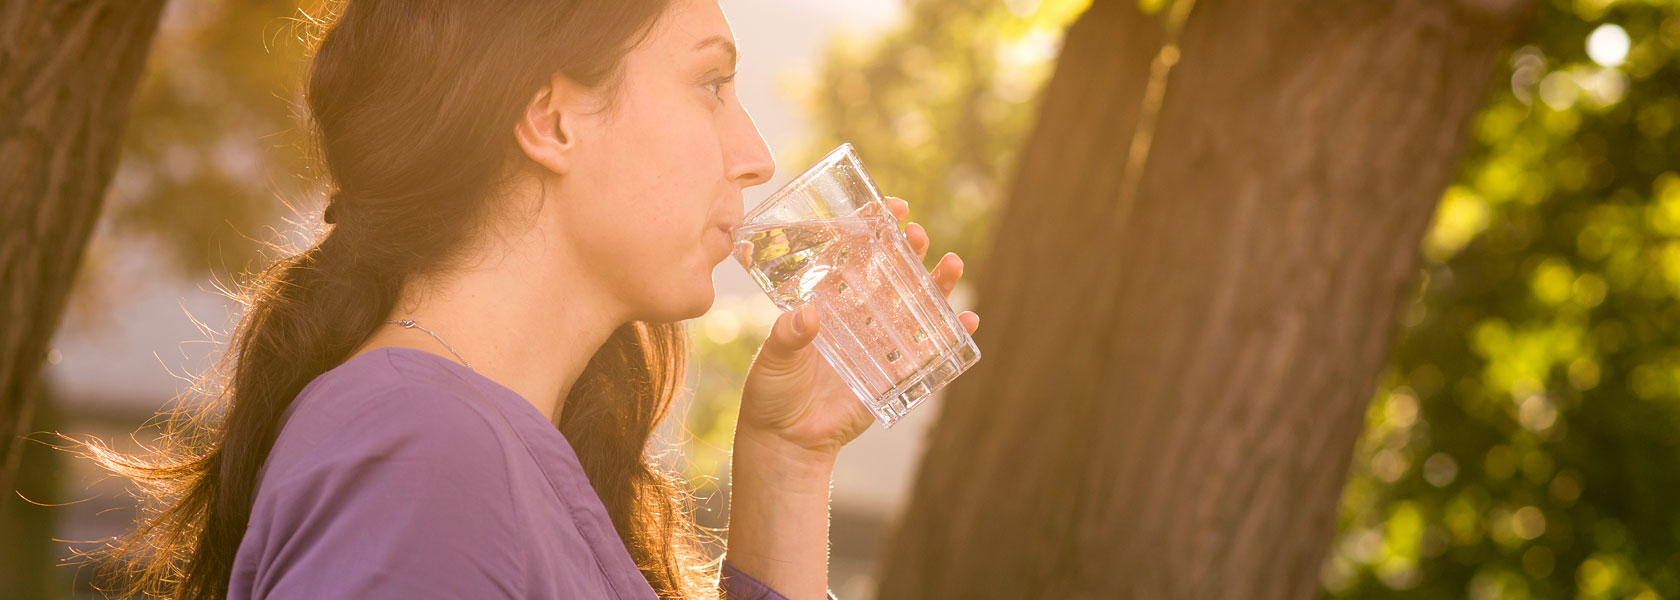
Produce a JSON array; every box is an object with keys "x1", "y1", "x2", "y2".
[{"x1": 78, "y1": 0, "x2": 979, "y2": 598}]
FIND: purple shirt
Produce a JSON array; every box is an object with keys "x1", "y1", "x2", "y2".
[{"x1": 229, "y1": 346, "x2": 796, "y2": 599}]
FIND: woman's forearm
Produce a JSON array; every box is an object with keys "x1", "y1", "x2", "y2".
[{"x1": 723, "y1": 427, "x2": 838, "y2": 600}]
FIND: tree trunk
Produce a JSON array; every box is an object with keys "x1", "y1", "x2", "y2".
[
  {"x1": 878, "y1": 0, "x2": 1530, "y2": 597},
  {"x1": 0, "y1": 0, "x2": 167, "y2": 499}
]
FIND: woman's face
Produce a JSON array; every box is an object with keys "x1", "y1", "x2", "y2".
[{"x1": 547, "y1": 0, "x2": 775, "y2": 324}]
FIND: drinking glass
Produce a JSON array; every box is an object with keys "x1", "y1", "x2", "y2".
[{"x1": 731, "y1": 143, "x2": 981, "y2": 428}]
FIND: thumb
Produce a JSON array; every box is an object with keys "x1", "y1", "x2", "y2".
[{"x1": 757, "y1": 305, "x2": 820, "y2": 370}]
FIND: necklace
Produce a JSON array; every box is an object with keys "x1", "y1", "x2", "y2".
[{"x1": 384, "y1": 319, "x2": 474, "y2": 371}]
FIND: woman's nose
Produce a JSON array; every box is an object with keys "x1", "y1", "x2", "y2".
[{"x1": 725, "y1": 106, "x2": 775, "y2": 188}]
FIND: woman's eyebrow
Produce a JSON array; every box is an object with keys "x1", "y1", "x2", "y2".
[{"x1": 693, "y1": 34, "x2": 739, "y2": 69}]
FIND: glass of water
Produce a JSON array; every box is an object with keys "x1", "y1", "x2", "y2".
[{"x1": 731, "y1": 143, "x2": 981, "y2": 428}]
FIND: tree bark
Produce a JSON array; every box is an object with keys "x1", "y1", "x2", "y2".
[
  {"x1": 0, "y1": 0, "x2": 167, "y2": 499},
  {"x1": 878, "y1": 0, "x2": 1530, "y2": 597}
]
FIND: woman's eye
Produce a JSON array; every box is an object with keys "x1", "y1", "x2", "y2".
[{"x1": 705, "y1": 73, "x2": 736, "y2": 101}]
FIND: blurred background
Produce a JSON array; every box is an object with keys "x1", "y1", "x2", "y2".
[{"x1": 2, "y1": 0, "x2": 1678, "y2": 598}]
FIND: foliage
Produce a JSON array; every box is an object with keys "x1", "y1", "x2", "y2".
[{"x1": 1325, "y1": 0, "x2": 1680, "y2": 597}]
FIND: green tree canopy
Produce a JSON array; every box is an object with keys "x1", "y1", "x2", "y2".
[{"x1": 1326, "y1": 0, "x2": 1680, "y2": 597}]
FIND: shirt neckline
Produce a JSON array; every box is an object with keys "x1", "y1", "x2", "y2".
[{"x1": 364, "y1": 345, "x2": 555, "y2": 422}]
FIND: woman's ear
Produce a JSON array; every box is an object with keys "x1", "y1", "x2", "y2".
[{"x1": 515, "y1": 74, "x2": 589, "y2": 175}]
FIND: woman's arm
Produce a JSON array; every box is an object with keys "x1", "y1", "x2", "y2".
[{"x1": 722, "y1": 426, "x2": 839, "y2": 600}]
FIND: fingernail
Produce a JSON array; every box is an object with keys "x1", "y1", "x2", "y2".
[{"x1": 792, "y1": 308, "x2": 808, "y2": 336}]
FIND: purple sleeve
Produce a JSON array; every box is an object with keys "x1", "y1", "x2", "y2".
[
  {"x1": 242, "y1": 389, "x2": 527, "y2": 598},
  {"x1": 719, "y1": 560, "x2": 838, "y2": 600}
]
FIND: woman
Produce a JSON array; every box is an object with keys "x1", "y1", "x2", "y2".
[{"x1": 77, "y1": 0, "x2": 979, "y2": 598}]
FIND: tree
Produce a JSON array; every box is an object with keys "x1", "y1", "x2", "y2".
[
  {"x1": 0, "y1": 0, "x2": 167, "y2": 508},
  {"x1": 860, "y1": 0, "x2": 1532, "y2": 596},
  {"x1": 2, "y1": 2, "x2": 309, "y2": 595},
  {"x1": 1323, "y1": 1, "x2": 1680, "y2": 596}
]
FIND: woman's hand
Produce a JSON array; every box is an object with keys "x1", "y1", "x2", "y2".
[
  {"x1": 736, "y1": 196, "x2": 980, "y2": 458},
  {"x1": 727, "y1": 198, "x2": 975, "y2": 597}
]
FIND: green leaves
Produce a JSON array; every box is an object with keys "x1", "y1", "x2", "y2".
[{"x1": 1327, "y1": 1, "x2": 1680, "y2": 597}]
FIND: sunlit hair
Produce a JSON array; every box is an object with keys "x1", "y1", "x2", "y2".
[{"x1": 62, "y1": 1, "x2": 725, "y2": 598}]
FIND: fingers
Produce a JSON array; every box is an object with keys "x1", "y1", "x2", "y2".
[
  {"x1": 929, "y1": 253, "x2": 978, "y2": 333},
  {"x1": 907, "y1": 222, "x2": 929, "y2": 261},
  {"x1": 886, "y1": 196, "x2": 909, "y2": 221},
  {"x1": 885, "y1": 196, "x2": 929, "y2": 260},
  {"x1": 884, "y1": 196, "x2": 975, "y2": 335},
  {"x1": 931, "y1": 252, "x2": 964, "y2": 297},
  {"x1": 761, "y1": 305, "x2": 820, "y2": 365}
]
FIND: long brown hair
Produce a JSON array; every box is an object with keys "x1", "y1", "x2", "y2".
[{"x1": 66, "y1": 1, "x2": 720, "y2": 598}]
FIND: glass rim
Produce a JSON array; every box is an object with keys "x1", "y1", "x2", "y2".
[{"x1": 740, "y1": 142, "x2": 860, "y2": 227}]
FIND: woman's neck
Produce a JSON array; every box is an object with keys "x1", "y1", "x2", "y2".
[{"x1": 349, "y1": 221, "x2": 627, "y2": 425}]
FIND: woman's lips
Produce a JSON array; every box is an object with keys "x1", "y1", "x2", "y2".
[{"x1": 711, "y1": 225, "x2": 734, "y2": 261}]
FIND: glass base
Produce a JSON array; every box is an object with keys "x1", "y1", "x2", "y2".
[{"x1": 865, "y1": 338, "x2": 981, "y2": 429}]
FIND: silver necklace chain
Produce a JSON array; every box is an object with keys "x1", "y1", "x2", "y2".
[{"x1": 384, "y1": 319, "x2": 474, "y2": 371}]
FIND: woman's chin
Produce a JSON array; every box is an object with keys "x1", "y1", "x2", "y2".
[
  {"x1": 685, "y1": 288, "x2": 717, "y2": 321},
  {"x1": 635, "y1": 270, "x2": 718, "y2": 324},
  {"x1": 647, "y1": 284, "x2": 716, "y2": 324}
]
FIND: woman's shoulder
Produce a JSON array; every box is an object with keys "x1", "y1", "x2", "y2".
[
  {"x1": 238, "y1": 347, "x2": 652, "y2": 599},
  {"x1": 261, "y1": 347, "x2": 518, "y2": 486},
  {"x1": 289, "y1": 346, "x2": 494, "y2": 421}
]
